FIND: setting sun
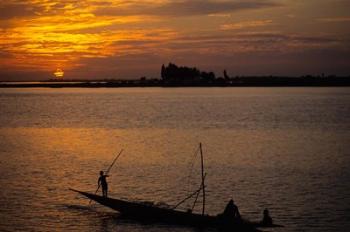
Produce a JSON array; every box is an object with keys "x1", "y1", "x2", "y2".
[{"x1": 54, "y1": 68, "x2": 64, "y2": 78}]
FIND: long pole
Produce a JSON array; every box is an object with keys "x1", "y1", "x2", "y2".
[
  {"x1": 105, "y1": 149, "x2": 124, "y2": 175},
  {"x1": 199, "y1": 143, "x2": 205, "y2": 215},
  {"x1": 89, "y1": 149, "x2": 124, "y2": 204}
]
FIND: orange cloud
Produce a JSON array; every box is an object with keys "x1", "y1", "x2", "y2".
[
  {"x1": 0, "y1": 0, "x2": 175, "y2": 72},
  {"x1": 220, "y1": 20, "x2": 273, "y2": 30}
]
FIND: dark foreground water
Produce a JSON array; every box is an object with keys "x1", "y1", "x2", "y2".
[{"x1": 0, "y1": 87, "x2": 349, "y2": 232}]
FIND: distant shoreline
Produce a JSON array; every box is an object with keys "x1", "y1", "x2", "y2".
[
  {"x1": 1, "y1": 78, "x2": 350, "y2": 88},
  {"x1": 2, "y1": 63, "x2": 350, "y2": 88}
]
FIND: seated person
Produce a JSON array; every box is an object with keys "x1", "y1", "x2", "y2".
[
  {"x1": 261, "y1": 208, "x2": 273, "y2": 226},
  {"x1": 221, "y1": 199, "x2": 241, "y2": 220}
]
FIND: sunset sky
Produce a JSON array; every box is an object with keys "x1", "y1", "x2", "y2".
[{"x1": 0, "y1": 0, "x2": 349, "y2": 80}]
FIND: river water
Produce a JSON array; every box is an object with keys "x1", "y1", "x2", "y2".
[{"x1": 0, "y1": 87, "x2": 349, "y2": 232}]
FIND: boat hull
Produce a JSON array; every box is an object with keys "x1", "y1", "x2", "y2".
[{"x1": 70, "y1": 188, "x2": 276, "y2": 231}]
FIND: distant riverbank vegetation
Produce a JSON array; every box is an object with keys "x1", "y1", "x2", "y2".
[
  {"x1": 1, "y1": 63, "x2": 350, "y2": 87},
  {"x1": 160, "y1": 63, "x2": 349, "y2": 87}
]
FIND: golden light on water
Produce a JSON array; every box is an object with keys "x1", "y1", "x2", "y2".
[{"x1": 54, "y1": 68, "x2": 64, "y2": 78}]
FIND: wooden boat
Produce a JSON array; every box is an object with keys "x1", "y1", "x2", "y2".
[
  {"x1": 70, "y1": 144, "x2": 283, "y2": 231},
  {"x1": 69, "y1": 188, "x2": 263, "y2": 231}
]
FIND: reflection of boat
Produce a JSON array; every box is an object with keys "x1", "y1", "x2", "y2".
[{"x1": 70, "y1": 144, "x2": 283, "y2": 231}]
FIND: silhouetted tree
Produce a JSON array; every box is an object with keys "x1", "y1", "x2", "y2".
[
  {"x1": 161, "y1": 63, "x2": 216, "y2": 86},
  {"x1": 161, "y1": 64, "x2": 166, "y2": 79},
  {"x1": 224, "y1": 70, "x2": 230, "y2": 80}
]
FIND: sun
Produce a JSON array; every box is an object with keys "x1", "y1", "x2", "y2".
[{"x1": 54, "y1": 68, "x2": 64, "y2": 78}]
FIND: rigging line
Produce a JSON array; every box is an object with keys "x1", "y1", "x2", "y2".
[
  {"x1": 175, "y1": 146, "x2": 199, "y2": 183},
  {"x1": 191, "y1": 173, "x2": 206, "y2": 212},
  {"x1": 152, "y1": 147, "x2": 200, "y2": 202},
  {"x1": 185, "y1": 146, "x2": 200, "y2": 194},
  {"x1": 173, "y1": 174, "x2": 206, "y2": 210},
  {"x1": 169, "y1": 146, "x2": 200, "y2": 209},
  {"x1": 173, "y1": 188, "x2": 201, "y2": 210}
]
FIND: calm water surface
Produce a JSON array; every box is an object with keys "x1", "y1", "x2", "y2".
[{"x1": 0, "y1": 87, "x2": 349, "y2": 232}]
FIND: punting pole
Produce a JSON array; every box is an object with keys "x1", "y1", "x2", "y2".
[
  {"x1": 199, "y1": 143, "x2": 205, "y2": 215},
  {"x1": 105, "y1": 149, "x2": 124, "y2": 175}
]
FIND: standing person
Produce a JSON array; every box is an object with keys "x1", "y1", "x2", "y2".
[{"x1": 98, "y1": 171, "x2": 109, "y2": 197}]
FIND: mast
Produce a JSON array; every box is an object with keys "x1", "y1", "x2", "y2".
[{"x1": 199, "y1": 143, "x2": 205, "y2": 215}]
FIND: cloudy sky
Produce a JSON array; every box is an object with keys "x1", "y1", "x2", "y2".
[{"x1": 0, "y1": 0, "x2": 349, "y2": 80}]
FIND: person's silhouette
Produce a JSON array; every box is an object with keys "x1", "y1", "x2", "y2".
[
  {"x1": 262, "y1": 208, "x2": 273, "y2": 225},
  {"x1": 223, "y1": 199, "x2": 241, "y2": 219},
  {"x1": 98, "y1": 171, "x2": 109, "y2": 197}
]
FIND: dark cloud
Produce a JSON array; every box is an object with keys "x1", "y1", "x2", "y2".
[
  {"x1": 69, "y1": 53, "x2": 164, "y2": 79},
  {"x1": 0, "y1": 2, "x2": 43, "y2": 20},
  {"x1": 235, "y1": 33, "x2": 341, "y2": 42},
  {"x1": 0, "y1": 50, "x2": 13, "y2": 58},
  {"x1": 94, "y1": 0, "x2": 281, "y2": 17},
  {"x1": 169, "y1": 33, "x2": 342, "y2": 51},
  {"x1": 0, "y1": 70, "x2": 49, "y2": 81}
]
